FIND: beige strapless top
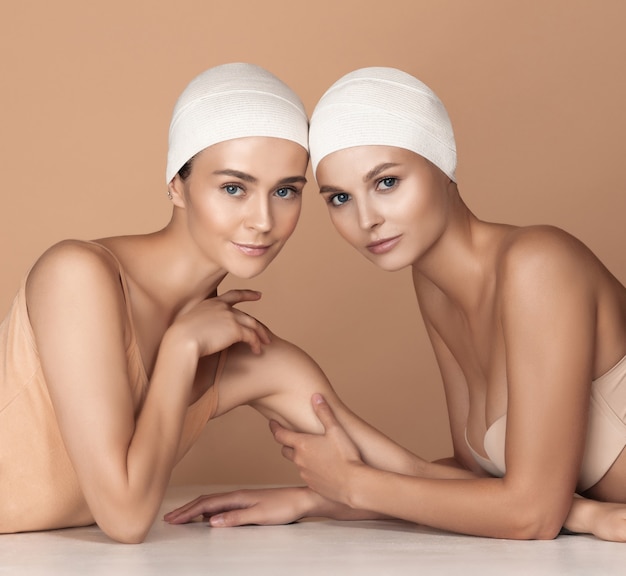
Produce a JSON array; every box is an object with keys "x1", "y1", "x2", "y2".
[{"x1": 467, "y1": 354, "x2": 626, "y2": 491}]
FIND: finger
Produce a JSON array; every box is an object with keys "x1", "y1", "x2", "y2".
[
  {"x1": 256, "y1": 321, "x2": 272, "y2": 346},
  {"x1": 164, "y1": 493, "x2": 213, "y2": 518},
  {"x1": 164, "y1": 495, "x2": 219, "y2": 523},
  {"x1": 218, "y1": 289, "x2": 262, "y2": 306},
  {"x1": 209, "y1": 507, "x2": 265, "y2": 528},
  {"x1": 311, "y1": 393, "x2": 339, "y2": 432},
  {"x1": 237, "y1": 326, "x2": 264, "y2": 355},
  {"x1": 257, "y1": 320, "x2": 272, "y2": 345},
  {"x1": 281, "y1": 445, "x2": 295, "y2": 462},
  {"x1": 269, "y1": 419, "x2": 297, "y2": 446},
  {"x1": 165, "y1": 493, "x2": 249, "y2": 524},
  {"x1": 234, "y1": 310, "x2": 271, "y2": 346}
]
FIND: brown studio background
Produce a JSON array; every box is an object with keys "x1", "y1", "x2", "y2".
[{"x1": 1, "y1": 0, "x2": 624, "y2": 485}]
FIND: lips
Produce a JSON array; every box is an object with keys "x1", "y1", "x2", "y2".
[
  {"x1": 366, "y1": 235, "x2": 402, "y2": 255},
  {"x1": 232, "y1": 242, "x2": 273, "y2": 256}
]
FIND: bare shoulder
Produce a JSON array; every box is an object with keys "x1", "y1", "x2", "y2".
[
  {"x1": 26, "y1": 239, "x2": 126, "y2": 323},
  {"x1": 27, "y1": 240, "x2": 121, "y2": 296},
  {"x1": 497, "y1": 225, "x2": 599, "y2": 294}
]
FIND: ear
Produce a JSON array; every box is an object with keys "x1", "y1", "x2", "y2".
[{"x1": 167, "y1": 175, "x2": 187, "y2": 208}]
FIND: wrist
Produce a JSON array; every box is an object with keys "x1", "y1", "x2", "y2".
[
  {"x1": 298, "y1": 487, "x2": 329, "y2": 518},
  {"x1": 563, "y1": 496, "x2": 595, "y2": 535},
  {"x1": 343, "y1": 462, "x2": 371, "y2": 510},
  {"x1": 152, "y1": 328, "x2": 200, "y2": 397},
  {"x1": 302, "y1": 478, "x2": 387, "y2": 522},
  {"x1": 161, "y1": 324, "x2": 199, "y2": 360}
]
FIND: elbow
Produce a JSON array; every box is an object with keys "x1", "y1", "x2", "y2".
[
  {"x1": 503, "y1": 503, "x2": 565, "y2": 540},
  {"x1": 93, "y1": 500, "x2": 156, "y2": 544},
  {"x1": 507, "y1": 519, "x2": 562, "y2": 541},
  {"x1": 86, "y1": 482, "x2": 165, "y2": 543},
  {"x1": 492, "y1": 478, "x2": 570, "y2": 540},
  {"x1": 98, "y1": 516, "x2": 152, "y2": 544}
]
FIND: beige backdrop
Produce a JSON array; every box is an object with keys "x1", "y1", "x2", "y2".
[{"x1": 1, "y1": 0, "x2": 624, "y2": 485}]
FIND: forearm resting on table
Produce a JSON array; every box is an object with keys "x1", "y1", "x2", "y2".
[
  {"x1": 296, "y1": 465, "x2": 475, "y2": 523},
  {"x1": 88, "y1": 336, "x2": 199, "y2": 543},
  {"x1": 339, "y1": 466, "x2": 568, "y2": 539}
]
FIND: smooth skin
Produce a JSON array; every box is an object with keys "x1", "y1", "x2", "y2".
[
  {"x1": 166, "y1": 145, "x2": 626, "y2": 541},
  {"x1": 21, "y1": 136, "x2": 332, "y2": 543}
]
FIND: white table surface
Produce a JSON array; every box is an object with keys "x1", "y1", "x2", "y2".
[{"x1": 2, "y1": 485, "x2": 626, "y2": 575}]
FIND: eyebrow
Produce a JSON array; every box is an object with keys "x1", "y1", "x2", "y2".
[
  {"x1": 318, "y1": 184, "x2": 346, "y2": 195},
  {"x1": 318, "y1": 162, "x2": 400, "y2": 194},
  {"x1": 213, "y1": 169, "x2": 258, "y2": 183},
  {"x1": 363, "y1": 163, "x2": 400, "y2": 182},
  {"x1": 278, "y1": 175, "x2": 308, "y2": 186},
  {"x1": 213, "y1": 170, "x2": 307, "y2": 186}
]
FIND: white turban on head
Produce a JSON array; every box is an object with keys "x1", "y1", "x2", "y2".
[
  {"x1": 309, "y1": 67, "x2": 456, "y2": 182},
  {"x1": 166, "y1": 63, "x2": 309, "y2": 184}
]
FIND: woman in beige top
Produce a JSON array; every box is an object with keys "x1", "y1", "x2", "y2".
[
  {"x1": 0, "y1": 62, "x2": 335, "y2": 543},
  {"x1": 167, "y1": 67, "x2": 626, "y2": 541}
]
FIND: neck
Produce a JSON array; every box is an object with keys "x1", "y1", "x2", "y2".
[
  {"x1": 104, "y1": 219, "x2": 228, "y2": 318},
  {"x1": 411, "y1": 193, "x2": 507, "y2": 312},
  {"x1": 158, "y1": 224, "x2": 229, "y2": 313}
]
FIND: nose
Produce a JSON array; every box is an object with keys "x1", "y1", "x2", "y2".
[
  {"x1": 245, "y1": 194, "x2": 273, "y2": 233},
  {"x1": 357, "y1": 199, "x2": 383, "y2": 231}
]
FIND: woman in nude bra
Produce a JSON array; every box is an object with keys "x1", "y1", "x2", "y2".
[{"x1": 166, "y1": 67, "x2": 626, "y2": 541}]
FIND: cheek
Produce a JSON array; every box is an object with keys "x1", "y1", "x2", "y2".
[
  {"x1": 328, "y1": 208, "x2": 360, "y2": 245},
  {"x1": 189, "y1": 196, "x2": 236, "y2": 236},
  {"x1": 396, "y1": 185, "x2": 440, "y2": 227},
  {"x1": 276, "y1": 200, "x2": 302, "y2": 235},
  {"x1": 195, "y1": 200, "x2": 224, "y2": 227}
]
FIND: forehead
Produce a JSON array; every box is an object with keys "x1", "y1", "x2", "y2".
[
  {"x1": 315, "y1": 145, "x2": 419, "y2": 183},
  {"x1": 193, "y1": 136, "x2": 309, "y2": 173}
]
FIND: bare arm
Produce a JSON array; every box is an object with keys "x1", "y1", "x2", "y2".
[
  {"x1": 165, "y1": 335, "x2": 477, "y2": 527},
  {"x1": 211, "y1": 334, "x2": 476, "y2": 482},
  {"x1": 269, "y1": 232, "x2": 598, "y2": 539},
  {"x1": 27, "y1": 241, "x2": 269, "y2": 542}
]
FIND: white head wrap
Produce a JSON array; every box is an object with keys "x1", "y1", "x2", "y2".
[
  {"x1": 309, "y1": 67, "x2": 456, "y2": 182},
  {"x1": 166, "y1": 63, "x2": 308, "y2": 184}
]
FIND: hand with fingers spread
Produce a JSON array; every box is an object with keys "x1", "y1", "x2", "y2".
[
  {"x1": 270, "y1": 393, "x2": 365, "y2": 506},
  {"x1": 169, "y1": 289, "x2": 271, "y2": 357},
  {"x1": 164, "y1": 487, "x2": 312, "y2": 527}
]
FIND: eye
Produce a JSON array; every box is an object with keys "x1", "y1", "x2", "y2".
[
  {"x1": 223, "y1": 184, "x2": 244, "y2": 196},
  {"x1": 377, "y1": 177, "x2": 398, "y2": 191},
  {"x1": 328, "y1": 192, "x2": 351, "y2": 207},
  {"x1": 275, "y1": 187, "x2": 297, "y2": 199}
]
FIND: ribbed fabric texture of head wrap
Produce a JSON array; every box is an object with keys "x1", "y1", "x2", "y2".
[
  {"x1": 309, "y1": 67, "x2": 456, "y2": 182},
  {"x1": 166, "y1": 63, "x2": 309, "y2": 184}
]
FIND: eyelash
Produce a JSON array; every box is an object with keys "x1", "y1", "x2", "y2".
[
  {"x1": 221, "y1": 184, "x2": 301, "y2": 199},
  {"x1": 274, "y1": 187, "x2": 300, "y2": 199},
  {"x1": 327, "y1": 192, "x2": 350, "y2": 207},
  {"x1": 376, "y1": 176, "x2": 399, "y2": 191},
  {"x1": 326, "y1": 176, "x2": 400, "y2": 207},
  {"x1": 222, "y1": 183, "x2": 244, "y2": 196}
]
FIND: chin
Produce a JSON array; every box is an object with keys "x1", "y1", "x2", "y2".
[
  {"x1": 228, "y1": 261, "x2": 275, "y2": 279},
  {"x1": 364, "y1": 253, "x2": 413, "y2": 273},
  {"x1": 228, "y1": 269, "x2": 266, "y2": 280}
]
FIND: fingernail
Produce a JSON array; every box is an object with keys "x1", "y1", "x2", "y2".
[
  {"x1": 313, "y1": 393, "x2": 325, "y2": 404},
  {"x1": 210, "y1": 515, "x2": 225, "y2": 527}
]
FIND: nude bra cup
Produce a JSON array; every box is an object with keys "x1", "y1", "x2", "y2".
[
  {"x1": 578, "y1": 354, "x2": 626, "y2": 490},
  {"x1": 465, "y1": 428, "x2": 503, "y2": 478},
  {"x1": 470, "y1": 354, "x2": 626, "y2": 491},
  {"x1": 482, "y1": 416, "x2": 507, "y2": 476}
]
